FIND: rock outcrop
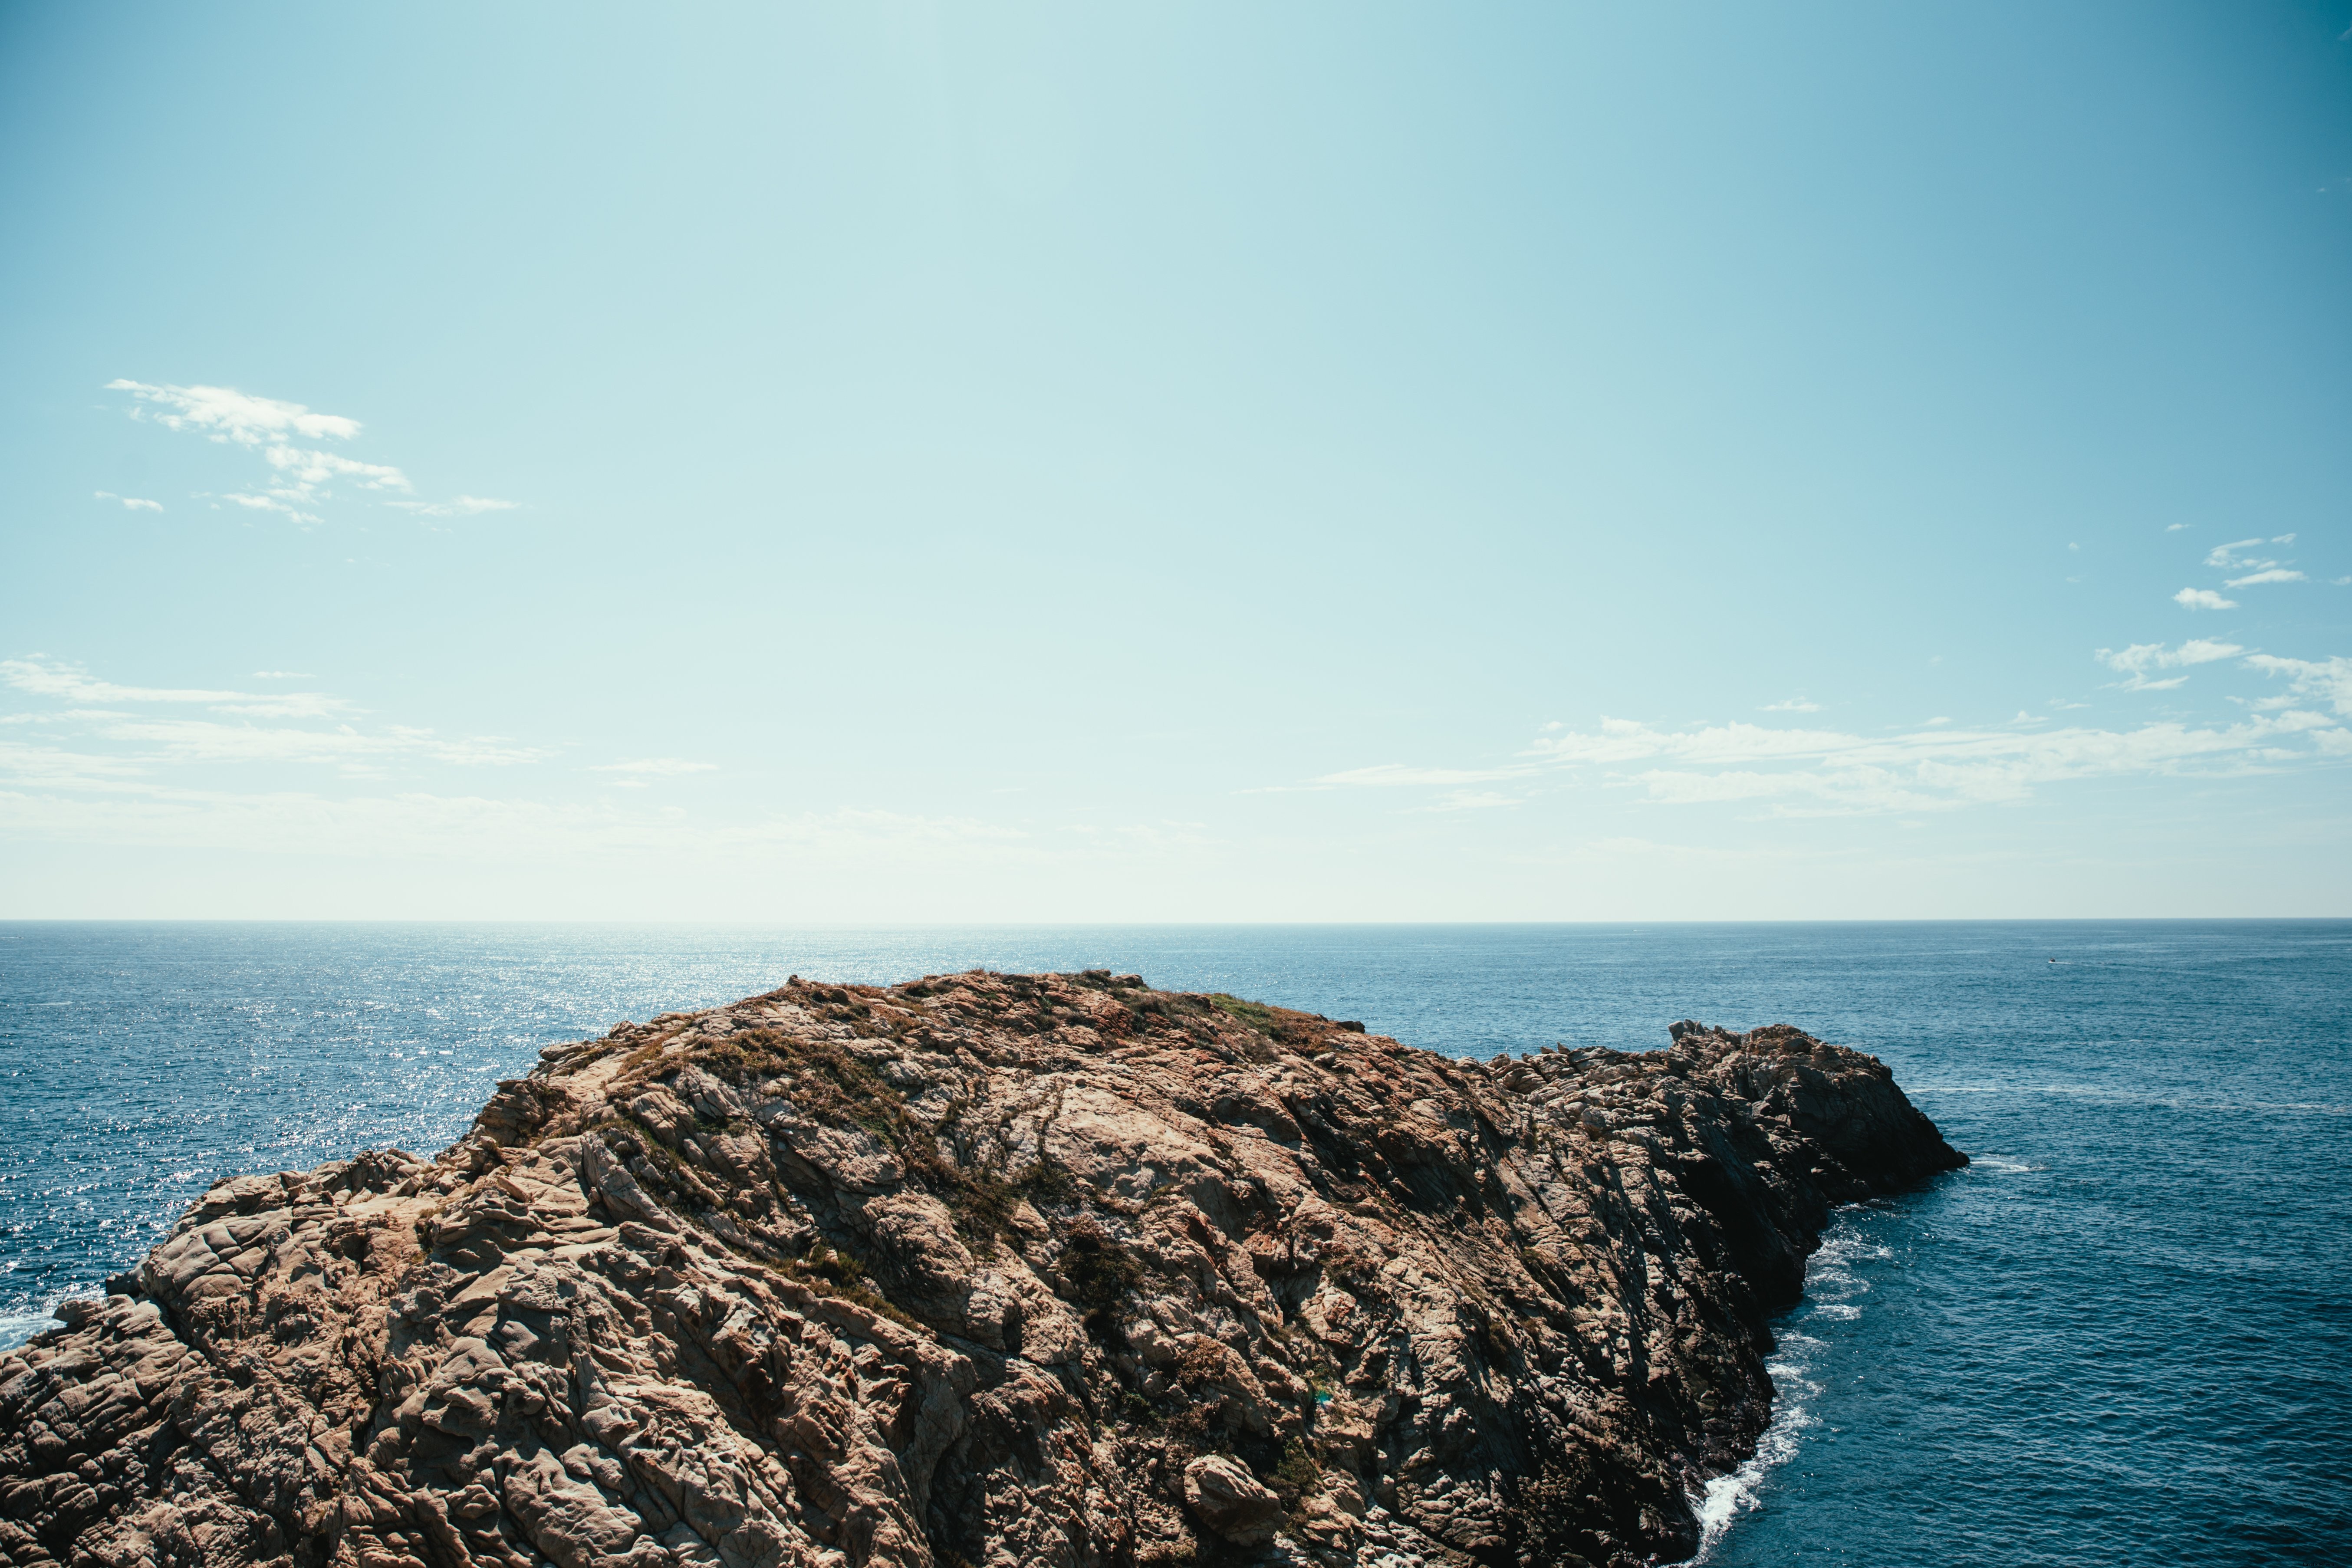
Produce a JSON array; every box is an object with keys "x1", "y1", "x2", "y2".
[{"x1": 0, "y1": 972, "x2": 1963, "y2": 1568}]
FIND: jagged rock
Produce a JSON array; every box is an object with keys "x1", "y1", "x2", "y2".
[
  {"x1": 0, "y1": 973, "x2": 1963, "y2": 1568},
  {"x1": 1184, "y1": 1454, "x2": 1281, "y2": 1544}
]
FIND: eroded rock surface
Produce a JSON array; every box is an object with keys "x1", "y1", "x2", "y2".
[{"x1": 0, "y1": 972, "x2": 1962, "y2": 1568}]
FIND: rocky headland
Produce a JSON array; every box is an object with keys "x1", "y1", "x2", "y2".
[{"x1": 0, "y1": 971, "x2": 1963, "y2": 1568}]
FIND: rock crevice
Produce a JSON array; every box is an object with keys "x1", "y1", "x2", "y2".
[{"x1": 0, "y1": 973, "x2": 1962, "y2": 1568}]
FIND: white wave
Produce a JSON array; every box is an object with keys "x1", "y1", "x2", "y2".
[
  {"x1": 1681, "y1": 1393, "x2": 1819, "y2": 1562},
  {"x1": 1970, "y1": 1154, "x2": 2041, "y2": 1173},
  {"x1": 1676, "y1": 1212, "x2": 1882, "y2": 1563},
  {"x1": 0, "y1": 1305, "x2": 63, "y2": 1353}
]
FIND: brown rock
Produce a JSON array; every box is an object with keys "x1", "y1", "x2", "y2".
[
  {"x1": 1183, "y1": 1453, "x2": 1282, "y2": 1544},
  {"x1": 0, "y1": 973, "x2": 1963, "y2": 1568}
]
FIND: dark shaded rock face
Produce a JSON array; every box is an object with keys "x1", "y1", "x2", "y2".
[{"x1": 0, "y1": 974, "x2": 1963, "y2": 1568}]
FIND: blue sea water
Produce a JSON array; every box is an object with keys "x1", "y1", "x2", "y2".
[{"x1": 0, "y1": 920, "x2": 2346, "y2": 1565}]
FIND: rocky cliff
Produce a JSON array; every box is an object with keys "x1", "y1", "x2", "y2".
[{"x1": 0, "y1": 971, "x2": 1963, "y2": 1568}]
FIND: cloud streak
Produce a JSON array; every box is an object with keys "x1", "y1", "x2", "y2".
[
  {"x1": 388, "y1": 496, "x2": 521, "y2": 518},
  {"x1": 1302, "y1": 656, "x2": 2348, "y2": 819},
  {"x1": 0, "y1": 657, "x2": 535, "y2": 772},
  {"x1": 591, "y1": 758, "x2": 718, "y2": 776},
  {"x1": 106, "y1": 379, "x2": 513, "y2": 526},
  {"x1": 2095, "y1": 639, "x2": 2244, "y2": 692},
  {"x1": 2244, "y1": 655, "x2": 2352, "y2": 717}
]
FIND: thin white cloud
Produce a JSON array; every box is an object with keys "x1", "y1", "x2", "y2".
[
  {"x1": 0, "y1": 657, "x2": 538, "y2": 769},
  {"x1": 107, "y1": 378, "x2": 515, "y2": 526},
  {"x1": 1762, "y1": 698, "x2": 1821, "y2": 713},
  {"x1": 1312, "y1": 762, "x2": 1538, "y2": 788},
  {"x1": 2243, "y1": 655, "x2": 2352, "y2": 717},
  {"x1": 1413, "y1": 790, "x2": 1526, "y2": 812},
  {"x1": 2204, "y1": 539, "x2": 2273, "y2": 571},
  {"x1": 2095, "y1": 639, "x2": 2244, "y2": 692},
  {"x1": 2174, "y1": 588, "x2": 2237, "y2": 611},
  {"x1": 2166, "y1": 523, "x2": 2189, "y2": 533},
  {"x1": 265, "y1": 444, "x2": 408, "y2": 492},
  {"x1": 251, "y1": 671, "x2": 313, "y2": 680},
  {"x1": 590, "y1": 758, "x2": 718, "y2": 776},
  {"x1": 0, "y1": 782, "x2": 1037, "y2": 866},
  {"x1": 58, "y1": 714, "x2": 536, "y2": 769},
  {"x1": 222, "y1": 492, "x2": 322, "y2": 525},
  {"x1": 387, "y1": 496, "x2": 520, "y2": 518},
  {"x1": 2203, "y1": 537, "x2": 2306, "y2": 590},
  {"x1": 2091, "y1": 642, "x2": 2246, "y2": 674},
  {"x1": 1558, "y1": 713, "x2": 2337, "y2": 815},
  {"x1": 1306, "y1": 689, "x2": 2349, "y2": 818},
  {"x1": 2, "y1": 658, "x2": 250, "y2": 705},
  {"x1": 107, "y1": 380, "x2": 360, "y2": 445},
  {"x1": 93, "y1": 491, "x2": 162, "y2": 512}
]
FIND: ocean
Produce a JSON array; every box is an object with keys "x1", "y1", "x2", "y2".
[{"x1": 1, "y1": 920, "x2": 2345, "y2": 1565}]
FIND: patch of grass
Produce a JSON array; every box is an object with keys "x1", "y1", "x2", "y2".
[
  {"x1": 613, "y1": 1038, "x2": 669, "y2": 1079},
  {"x1": 1268, "y1": 1437, "x2": 1320, "y2": 1503},
  {"x1": 776, "y1": 1247, "x2": 919, "y2": 1328},
  {"x1": 1209, "y1": 994, "x2": 1278, "y2": 1030},
  {"x1": 1056, "y1": 1216, "x2": 1144, "y2": 1311},
  {"x1": 1019, "y1": 1154, "x2": 1081, "y2": 1207},
  {"x1": 1207, "y1": 994, "x2": 1345, "y2": 1058}
]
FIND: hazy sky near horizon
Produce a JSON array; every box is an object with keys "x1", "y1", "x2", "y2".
[{"x1": 3, "y1": 2, "x2": 2349, "y2": 920}]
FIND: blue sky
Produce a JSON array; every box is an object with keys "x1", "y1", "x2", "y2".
[{"x1": 2, "y1": 2, "x2": 2348, "y2": 919}]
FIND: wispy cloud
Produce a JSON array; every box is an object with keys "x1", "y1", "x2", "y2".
[
  {"x1": 2, "y1": 658, "x2": 254, "y2": 706},
  {"x1": 90, "y1": 715, "x2": 537, "y2": 766},
  {"x1": 2204, "y1": 538, "x2": 2269, "y2": 571},
  {"x1": 2202, "y1": 536, "x2": 2306, "y2": 591},
  {"x1": 265, "y1": 444, "x2": 407, "y2": 492},
  {"x1": 590, "y1": 758, "x2": 718, "y2": 776},
  {"x1": 2095, "y1": 638, "x2": 2244, "y2": 692},
  {"x1": 108, "y1": 381, "x2": 359, "y2": 445},
  {"x1": 0, "y1": 784, "x2": 1031, "y2": 868},
  {"x1": 222, "y1": 492, "x2": 322, "y2": 525},
  {"x1": 93, "y1": 491, "x2": 162, "y2": 512},
  {"x1": 106, "y1": 379, "x2": 513, "y2": 526},
  {"x1": 1762, "y1": 697, "x2": 1822, "y2": 713},
  {"x1": 1419, "y1": 790, "x2": 1526, "y2": 812},
  {"x1": 387, "y1": 496, "x2": 520, "y2": 518},
  {"x1": 1530, "y1": 713, "x2": 2337, "y2": 815},
  {"x1": 1302, "y1": 680, "x2": 2347, "y2": 818},
  {"x1": 2174, "y1": 588, "x2": 2237, "y2": 611},
  {"x1": 1311, "y1": 762, "x2": 1538, "y2": 788},
  {"x1": 2244, "y1": 654, "x2": 2352, "y2": 717},
  {"x1": 0, "y1": 657, "x2": 535, "y2": 770}
]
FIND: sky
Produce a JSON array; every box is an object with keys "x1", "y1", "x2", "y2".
[{"x1": 1, "y1": 2, "x2": 2349, "y2": 921}]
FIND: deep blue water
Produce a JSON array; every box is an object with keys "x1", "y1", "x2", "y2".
[{"x1": 1, "y1": 921, "x2": 2346, "y2": 1565}]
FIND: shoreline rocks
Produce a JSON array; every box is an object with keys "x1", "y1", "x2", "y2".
[{"x1": 0, "y1": 972, "x2": 1963, "y2": 1568}]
